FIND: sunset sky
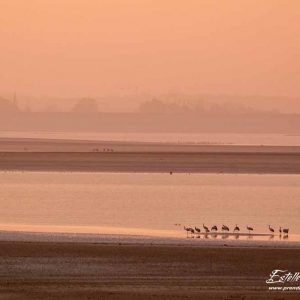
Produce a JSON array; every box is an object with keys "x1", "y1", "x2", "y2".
[{"x1": 1, "y1": 0, "x2": 299, "y2": 103}]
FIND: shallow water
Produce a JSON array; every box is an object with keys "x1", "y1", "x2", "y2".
[
  {"x1": 1, "y1": 131, "x2": 300, "y2": 146},
  {"x1": 0, "y1": 172, "x2": 299, "y2": 241}
]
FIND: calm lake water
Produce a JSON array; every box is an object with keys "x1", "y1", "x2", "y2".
[{"x1": 0, "y1": 172, "x2": 299, "y2": 241}]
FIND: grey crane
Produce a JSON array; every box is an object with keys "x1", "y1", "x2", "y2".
[
  {"x1": 246, "y1": 225, "x2": 254, "y2": 234},
  {"x1": 211, "y1": 225, "x2": 218, "y2": 231},
  {"x1": 268, "y1": 225, "x2": 275, "y2": 234},
  {"x1": 222, "y1": 225, "x2": 230, "y2": 232},
  {"x1": 233, "y1": 224, "x2": 240, "y2": 232},
  {"x1": 203, "y1": 223, "x2": 210, "y2": 233}
]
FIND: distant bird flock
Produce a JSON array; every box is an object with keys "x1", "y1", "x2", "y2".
[{"x1": 181, "y1": 224, "x2": 289, "y2": 237}]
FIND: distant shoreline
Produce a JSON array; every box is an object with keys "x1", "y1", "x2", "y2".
[{"x1": 2, "y1": 136, "x2": 300, "y2": 151}]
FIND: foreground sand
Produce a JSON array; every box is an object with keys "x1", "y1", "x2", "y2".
[{"x1": 0, "y1": 240, "x2": 299, "y2": 299}]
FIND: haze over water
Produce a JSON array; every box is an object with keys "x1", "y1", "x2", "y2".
[{"x1": 1, "y1": 172, "x2": 299, "y2": 241}]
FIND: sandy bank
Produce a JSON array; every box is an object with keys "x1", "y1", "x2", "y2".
[{"x1": 0, "y1": 151, "x2": 300, "y2": 174}]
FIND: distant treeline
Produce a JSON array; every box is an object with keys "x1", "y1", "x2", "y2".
[{"x1": 1, "y1": 96, "x2": 299, "y2": 133}]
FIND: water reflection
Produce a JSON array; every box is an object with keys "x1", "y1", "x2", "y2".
[
  {"x1": 211, "y1": 233, "x2": 218, "y2": 239},
  {"x1": 222, "y1": 234, "x2": 229, "y2": 239},
  {"x1": 183, "y1": 231, "x2": 290, "y2": 242}
]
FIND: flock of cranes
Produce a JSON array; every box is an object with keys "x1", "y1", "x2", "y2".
[
  {"x1": 183, "y1": 223, "x2": 289, "y2": 237},
  {"x1": 270, "y1": 225, "x2": 289, "y2": 235}
]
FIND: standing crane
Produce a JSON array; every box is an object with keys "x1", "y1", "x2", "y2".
[
  {"x1": 203, "y1": 224, "x2": 210, "y2": 233},
  {"x1": 283, "y1": 228, "x2": 289, "y2": 235},
  {"x1": 233, "y1": 224, "x2": 240, "y2": 233},
  {"x1": 222, "y1": 225, "x2": 230, "y2": 232},
  {"x1": 246, "y1": 225, "x2": 254, "y2": 234},
  {"x1": 211, "y1": 225, "x2": 218, "y2": 231},
  {"x1": 194, "y1": 227, "x2": 201, "y2": 234}
]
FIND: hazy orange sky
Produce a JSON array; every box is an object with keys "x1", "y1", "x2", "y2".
[{"x1": 1, "y1": 0, "x2": 300, "y2": 101}]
